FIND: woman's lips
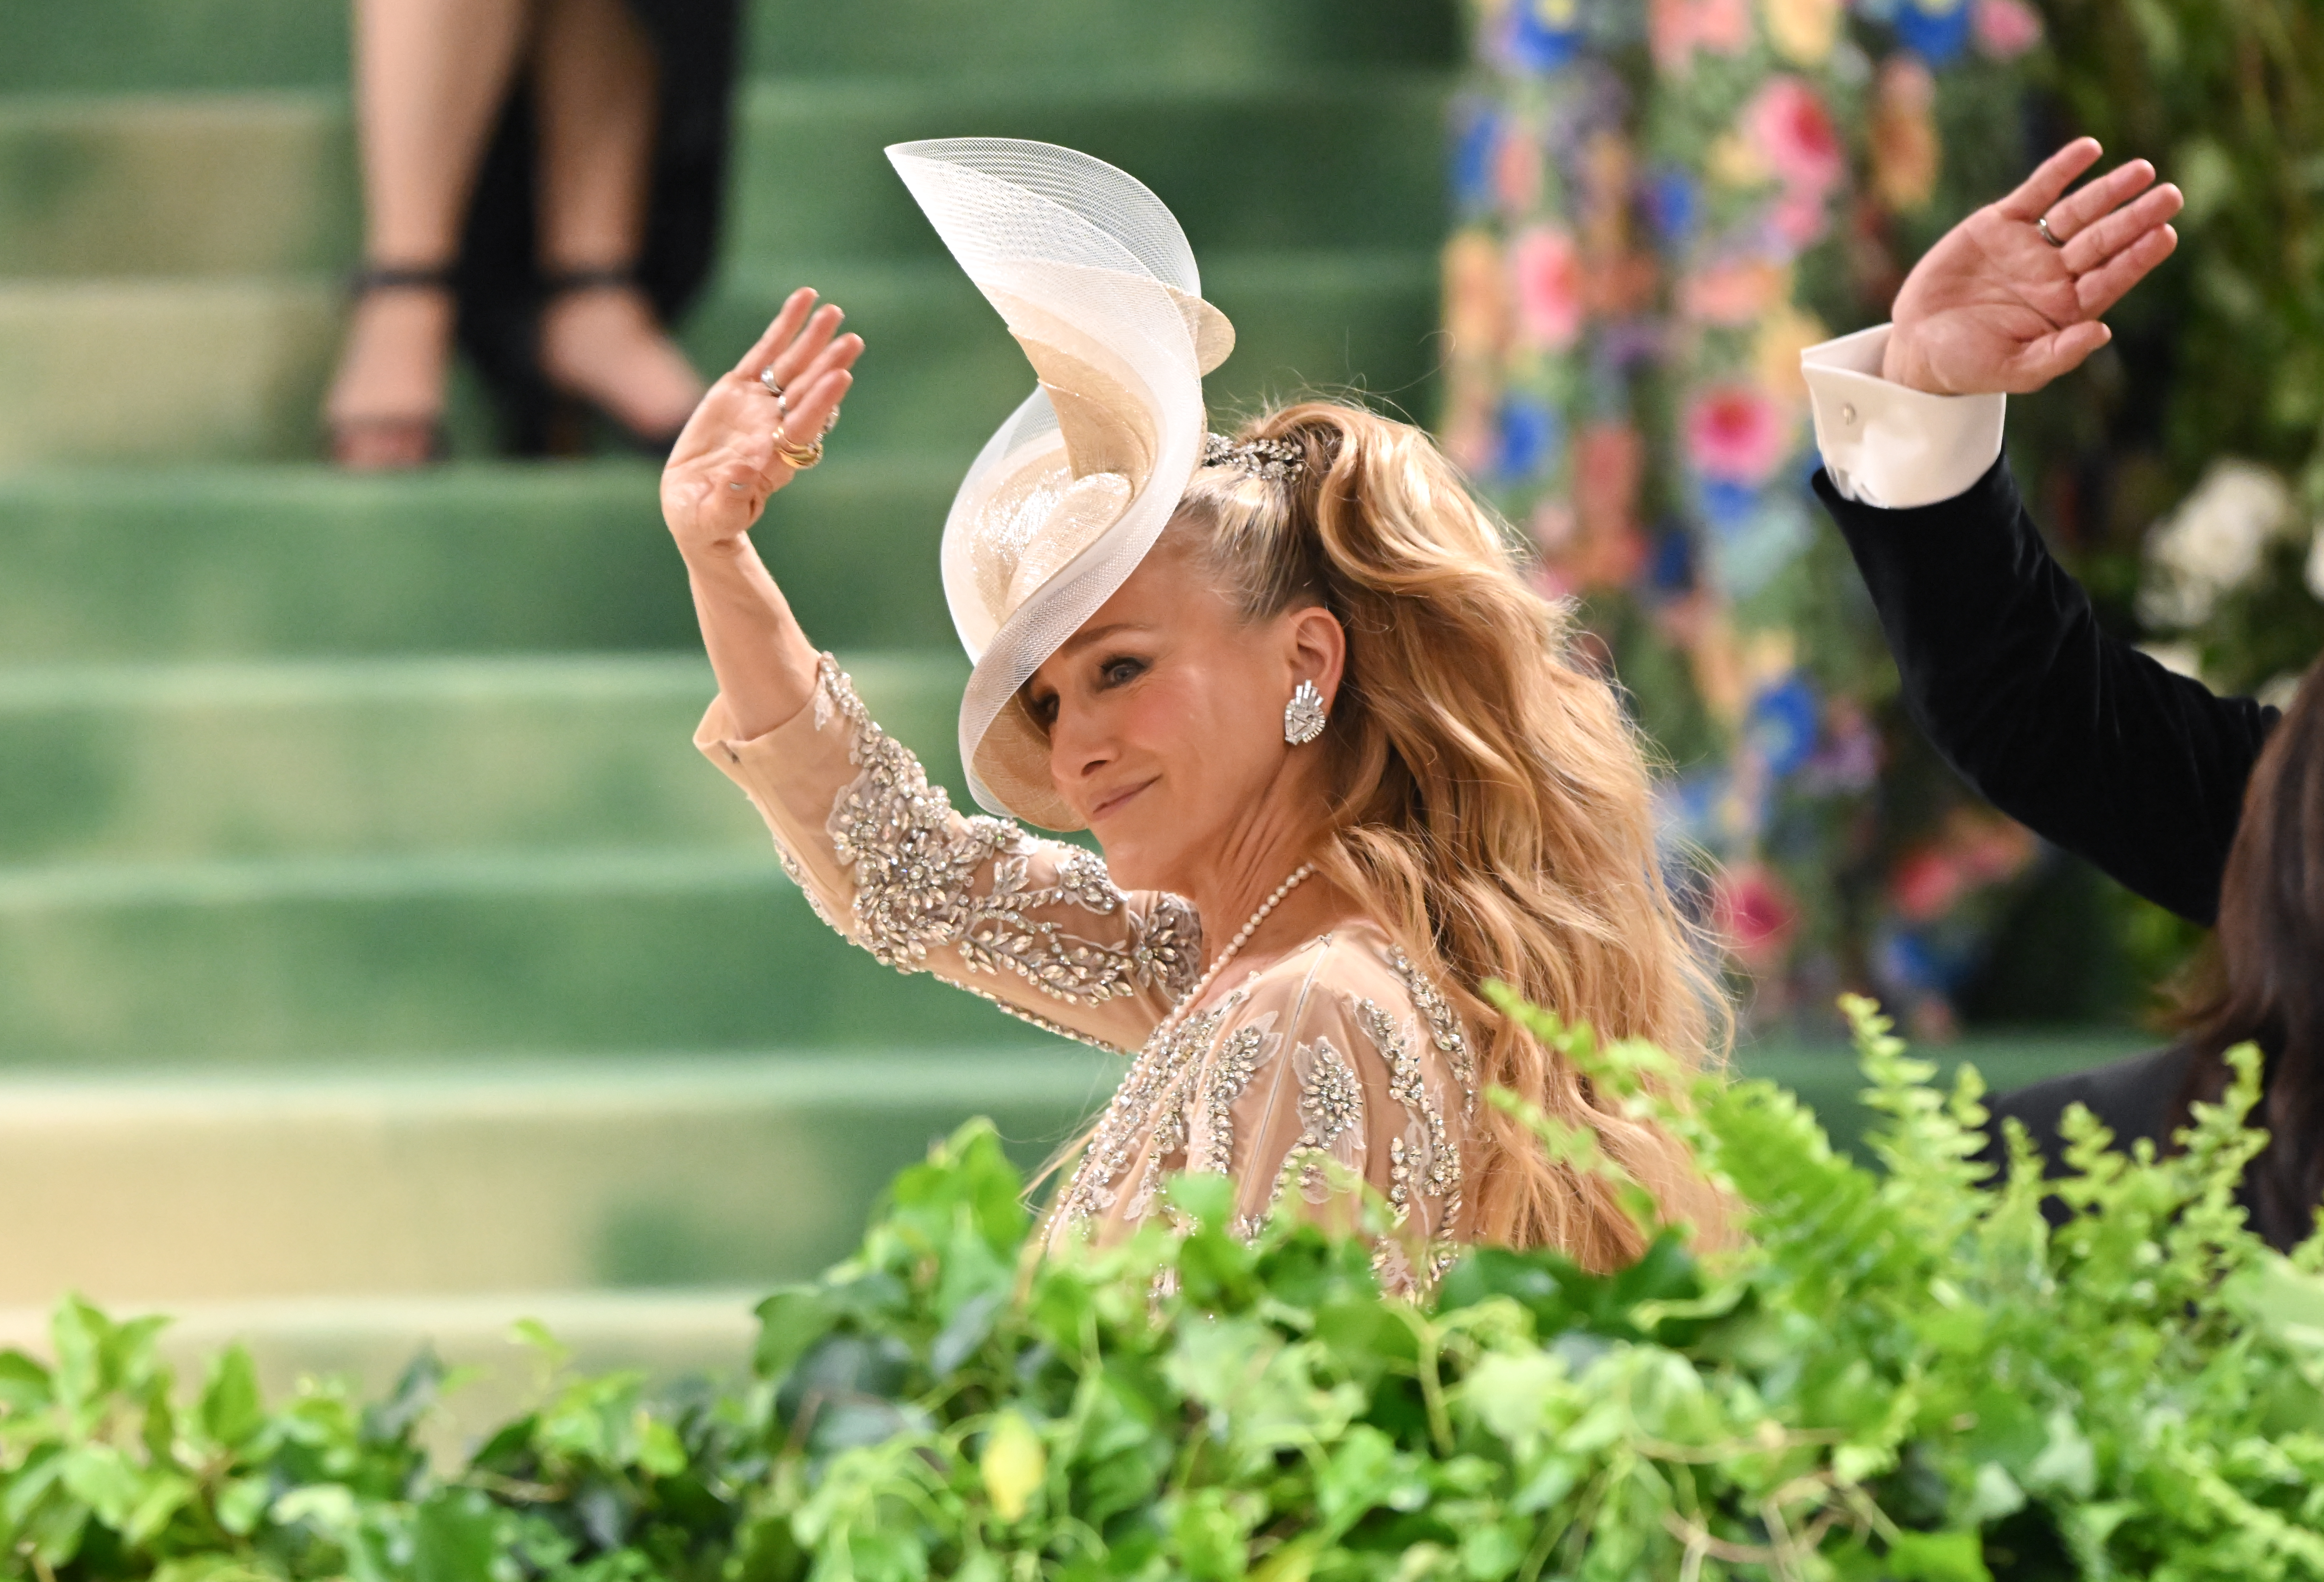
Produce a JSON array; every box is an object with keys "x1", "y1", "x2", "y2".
[{"x1": 1087, "y1": 777, "x2": 1157, "y2": 823}]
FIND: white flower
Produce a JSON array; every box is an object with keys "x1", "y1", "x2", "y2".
[
  {"x1": 2304, "y1": 522, "x2": 2324, "y2": 604},
  {"x1": 2259, "y1": 671, "x2": 2306, "y2": 711},
  {"x1": 2137, "y1": 641, "x2": 2204, "y2": 682},
  {"x1": 2137, "y1": 459, "x2": 2296, "y2": 630}
]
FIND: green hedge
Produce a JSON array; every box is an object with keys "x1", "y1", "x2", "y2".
[{"x1": 5, "y1": 998, "x2": 2324, "y2": 1582}]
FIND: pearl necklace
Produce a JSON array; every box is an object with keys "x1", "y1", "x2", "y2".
[{"x1": 1149, "y1": 862, "x2": 1316, "y2": 1044}]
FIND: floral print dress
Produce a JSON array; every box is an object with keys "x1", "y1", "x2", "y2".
[{"x1": 695, "y1": 656, "x2": 1481, "y2": 1292}]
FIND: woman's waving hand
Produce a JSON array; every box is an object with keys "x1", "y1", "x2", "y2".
[
  {"x1": 663, "y1": 289, "x2": 864, "y2": 739},
  {"x1": 662, "y1": 287, "x2": 864, "y2": 558}
]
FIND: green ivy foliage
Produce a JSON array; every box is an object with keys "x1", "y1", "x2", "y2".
[{"x1": 7, "y1": 998, "x2": 2324, "y2": 1582}]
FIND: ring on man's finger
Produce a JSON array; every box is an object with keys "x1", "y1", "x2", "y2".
[{"x1": 2035, "y1": 214, "x2": 2068, "y2": 249}]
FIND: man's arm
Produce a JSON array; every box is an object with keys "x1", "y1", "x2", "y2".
[
  {"x1": 1813, "y1": 453, "x2": 2274, "y2": 925},
  {"x1": 1796, "y1": 138, "x2": 2275, "y2": 924}
]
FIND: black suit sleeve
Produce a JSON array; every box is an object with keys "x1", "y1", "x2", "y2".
[{"x1": 1814, "y1": 456, "x2": 2276, "y2": 925}]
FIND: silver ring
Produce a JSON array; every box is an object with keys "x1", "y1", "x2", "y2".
[
  {"x1": 758, "y1": 365, "x2": 785, "y2": 398},
  {"x1": 2035, "y1": 214, "x2": 2068, "y2": 249}
]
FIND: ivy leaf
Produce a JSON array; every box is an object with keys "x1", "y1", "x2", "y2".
[
  {"x1": 199, "y1": 1345, "x2": 265, "y2": 1452},
  {"x1": 411, "y1": 1489, "x2": 504, "y2": 1582},
  {"x1": 123, "y1": 1471, "x2": 194, "y2": 1546},
  {"x1": 1883, "y1": 1529, "x2": 1992, "y2": 1582},
  {"x1": 213, "y1": 1472, "x2": 273, "y2": 1538},
  {"x1": 0, "y1": 1349, "x2": 52, "y2": 1412},
  {"x1": 364, "y1": 1346, "x2": 445, "y2": 1448},
  {"x1": 753, "y1": 1287, "x2": 838, "y2": 1382},
  {"x1": 60, "y1": 1444, "x2": 143, "y2": 1527}
]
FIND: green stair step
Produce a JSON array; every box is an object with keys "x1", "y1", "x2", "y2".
[
  {"x1": 0, "y1": 653, "x2": 969, "y2": 865},
  {"x1": 0, "y1": 278, "x2": 337, "y2": 466},
  {"x1": 0, "y1": 853, "x2": 1105, "y2": 1065},
  {"x1": 0, "y1": 460, "x2": 964, "y2": 661},
  {"x1": 723, "y1": 75, "x2": 1451, "y2": 263},
  {"x1": 0, "y1": 78, "x2": 1447, "y2": 281},
  {"x1": 0, "y1": 251, "x2": 1434, "y2": 466},
  {"x1": 0, "y1": 94, "x2": 356, "y2": 277},
  {"x1": 0, "y1": 1050, "x2": 1111, "y2": 1303},
  {"x1": 0, "y1": 0, "x2": 1453, "y2": 96}
]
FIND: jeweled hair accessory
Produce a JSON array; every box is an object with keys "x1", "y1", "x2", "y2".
[
  {"x1": 1203, "y1": 432, "x2": 1306, "y2": 482},
  {"x1": 888, "y1": 137, "x2": 1237, "y2": 830}
]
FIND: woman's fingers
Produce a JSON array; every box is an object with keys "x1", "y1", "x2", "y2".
[
  {"x1": 1995, "y1": 138, "x2": 2104, "y2": 222},
  {"x1": 772, "y1": 336, "x2": 863, "y2": 447},
  {"x1": 2075, "y1": 224, "x2": 2179, "y2": 319},
  {"x1": 731, "y1": 287, "x2": 820, "y2": 381},
  {"x1": 760, "y1": 304, "x2": 848, "y2": 396},
  {"x1": 777, "y1": 370, "x2": 855, "y2": 454}
]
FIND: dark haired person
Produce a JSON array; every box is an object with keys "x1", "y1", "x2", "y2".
[{"x1": 1801, "y1": 141, "x2": 2320, "y2": 1249}]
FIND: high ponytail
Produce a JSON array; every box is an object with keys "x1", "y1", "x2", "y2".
[{"x1": 1172, "y1": 400, "x2": 1732, "y2": 1268}]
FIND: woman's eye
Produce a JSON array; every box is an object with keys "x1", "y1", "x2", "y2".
[{"x1": 1098, "y1": 657, "x2": 1146, "y2": 688}]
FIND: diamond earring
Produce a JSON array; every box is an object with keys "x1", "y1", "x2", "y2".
[{"x1": 1283, "y1": 680, "x2": 1327, "y2": 745}]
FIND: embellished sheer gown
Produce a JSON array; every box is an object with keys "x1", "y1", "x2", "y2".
[{"x1": 696, "y1": 656, "x2": 1483, "y2": 1292}]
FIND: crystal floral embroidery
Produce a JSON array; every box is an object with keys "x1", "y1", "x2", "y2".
[
  {"x1": 1357, "y1": 997, "x2": 1462, "y2": 1228},
  {"x1": 1059, "y1": 1004, "x2": 1227, "y2": 1229},
  {"x1": 1193, "y1": 1022, "x2": 1273, "y2": 1176},
  {"x1": 1297, "y1": 1037, "x2": 1363, "y2": 1147},
  {"x1": 1387, "y1": 945, "x2": 1476, "y2": 1119},
  {"x1": 813, "y1": 656, "x2": 1198, "y2": 1005}
]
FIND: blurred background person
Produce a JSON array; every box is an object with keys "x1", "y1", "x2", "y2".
[{"x1": 323, "y1": 0, "x2": 736, "y2": 468}]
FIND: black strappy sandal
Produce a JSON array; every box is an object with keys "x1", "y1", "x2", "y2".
[
  {"x1": 538, "y1": 265, "x2": 695, "y2": 458},
  {"x1": 326, "y1": 264, "x2": 455, "y2": 469}
]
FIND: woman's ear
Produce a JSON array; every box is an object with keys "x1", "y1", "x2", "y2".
[{"x1": 1287, "y1": 604, "x2": 1347, "y2": 708}]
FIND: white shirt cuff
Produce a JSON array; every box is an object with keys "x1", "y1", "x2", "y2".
[{"x1": 1800, "y1": 325, "x2": 2006, "y2": 508}]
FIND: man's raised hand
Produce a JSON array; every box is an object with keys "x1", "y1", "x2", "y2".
[{"x1": 1883, "y1": 139, "x2": 2181, "y2": 397}]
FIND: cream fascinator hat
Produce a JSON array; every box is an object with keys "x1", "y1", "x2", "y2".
[{"x1": 886, "y1": 138, "x2": 1236, "y2": 831}]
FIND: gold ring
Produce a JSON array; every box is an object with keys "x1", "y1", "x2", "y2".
[{"x1": 773, "y1": 422, "x2": 824, "y2": 471}]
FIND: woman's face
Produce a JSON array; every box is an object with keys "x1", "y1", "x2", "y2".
[{"x1": 1024, "y1": 538, "x2": 1342, "y2": 895}]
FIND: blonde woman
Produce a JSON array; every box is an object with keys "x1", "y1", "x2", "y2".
[{"x1": 664, "y1": 141, "x2": 1727, "y2": 1285}]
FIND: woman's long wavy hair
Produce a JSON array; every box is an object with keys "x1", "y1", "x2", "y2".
[
  {"x1": 2168, "y1": 654, "x2": 2324, "y2": 1249},
  {"x1": 1170, "y1": 400, "x2": 1733, "y2": 1268}
]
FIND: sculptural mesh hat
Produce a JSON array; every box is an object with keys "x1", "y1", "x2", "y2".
[{"x1": 887, "y1": 137, "x2": 1235, "y2": 830}]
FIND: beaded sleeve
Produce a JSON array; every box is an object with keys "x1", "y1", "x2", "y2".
[{"x1": 695, "y1": 655, "x2": 1201, "y2": 1054}]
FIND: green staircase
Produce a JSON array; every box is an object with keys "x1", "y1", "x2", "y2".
[{"x1": 0, "y1": 0, "x2": 1464, "y2": 1407}]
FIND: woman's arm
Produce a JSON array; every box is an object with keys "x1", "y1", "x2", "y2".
[
  {"x1": 664, "y1": 293, "x2": 1199, "y2": 1049},
  {"x1": 661, "y1": 289, "x2": 857, "y2": 737},
  {"x1": 1819, "y1": 457, "x2": 2274, "y2": 924}
]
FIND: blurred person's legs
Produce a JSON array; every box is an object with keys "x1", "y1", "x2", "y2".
[
  {"x1": 534, "y1": 0, "x2": 707, "y2": 447},
  {"x1": 328, "y1": 0, "x2": 529, "y2": 469}
]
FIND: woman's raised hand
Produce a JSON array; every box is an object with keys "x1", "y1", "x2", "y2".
[
  {"x1": 661, "y1": 288, "x2": 864, "y2": 558},
  {"x1": 1884, "y1": 139, "x2": 2181, "y2": 397}
]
